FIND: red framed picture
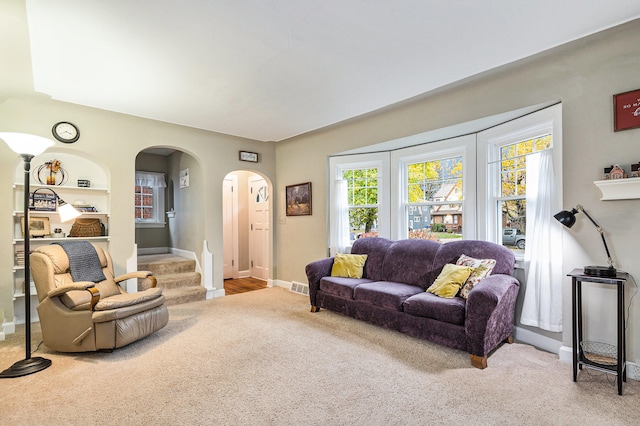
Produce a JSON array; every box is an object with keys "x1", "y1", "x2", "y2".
[{"x1": 613, "y1": 88, "x2": 640, "y2": 131}]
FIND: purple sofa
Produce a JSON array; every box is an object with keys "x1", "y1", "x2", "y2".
[{"x1": 305, "y1": 237, "x2": 520, "y2": 368}]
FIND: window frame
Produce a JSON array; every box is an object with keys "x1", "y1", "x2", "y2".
[
  {"x1": 477, "y1": 104, "x2": 563, "y2": 256},
  {"x1": 327, "y1": 104, "x2": 561, "y2": 266},
  {"x1": 135, "y1": 171, "x2": 167, "y2": 229},
  {"x1": 328, "y1": 152, "x2": 390, "y2": 251},
  {"x1": 390, "y1": 135, "x2": 476, "y2": 240}
]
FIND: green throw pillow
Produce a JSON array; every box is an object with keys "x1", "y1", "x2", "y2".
[
  {"x1": 331, "y1": 253, "x2": 368, "y2": 278},
  {"x1": 427, "y1": 263, "x2": 472, "y2": 298}
]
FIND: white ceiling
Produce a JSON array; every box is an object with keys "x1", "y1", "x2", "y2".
[{"x1": 23, "y1": 0, "x2": 640, "y2": 142}]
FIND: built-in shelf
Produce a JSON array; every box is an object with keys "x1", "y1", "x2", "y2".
[
  {"x1": 13, "y1": 236, "x2": 110, "y2": 244},
  {"x1": 594, "y1": 177, "x2": 640, "y2": 200},
  {"x1": 13, "y1": 183, "x2": 110, "y2": 193}
]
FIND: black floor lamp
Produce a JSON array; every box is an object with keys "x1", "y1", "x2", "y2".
[{"x1": 0, "y1": 132, "x2": 55, "y2": 378}]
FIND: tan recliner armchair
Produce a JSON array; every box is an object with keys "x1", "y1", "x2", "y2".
[{"x1": 30, "y1": 243, "x2": 169, "y2": 352}]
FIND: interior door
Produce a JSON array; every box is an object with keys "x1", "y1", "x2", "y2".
[{"x1": 249, "y1": 175, "x2": 269, "y2": 280}]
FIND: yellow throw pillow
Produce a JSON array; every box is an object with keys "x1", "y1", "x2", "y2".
[
  {"x1": 427, "y1": 263, "x2": 472, "y2": 298},
  {"x1": 330, "y1": 253, "x2": 368, "y2": 278}
]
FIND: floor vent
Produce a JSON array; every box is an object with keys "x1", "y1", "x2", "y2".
[{"x1": 290, "y1": 282, "x2": 309, "y2": 295}]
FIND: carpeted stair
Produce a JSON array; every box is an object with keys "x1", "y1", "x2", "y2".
[{"x1": 137, "y1": 253, "x2": 205, "y2": 306}]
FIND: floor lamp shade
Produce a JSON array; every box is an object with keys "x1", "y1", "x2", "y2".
[
  {"x1": 1, "y1": 133, "x2": 55, "y2": 378},
  {"x1": 0, "y1": 132, "x2": 55, "y2": 156}
]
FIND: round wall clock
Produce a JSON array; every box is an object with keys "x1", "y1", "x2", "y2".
[{"x1": 52, "y1": 121, "x2": 80, "y2": 143}]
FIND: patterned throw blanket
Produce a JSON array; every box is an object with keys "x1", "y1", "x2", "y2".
[{"x1": 53, "y1": 241, "x2": 107, "y2": 283}]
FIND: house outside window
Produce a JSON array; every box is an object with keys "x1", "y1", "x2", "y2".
[
  {"x1": 406, "y1": 156, "x2": 463, "y2": 238},
  {"x1": 135, "y1": 171, "x2": 166, "y2": 228}
]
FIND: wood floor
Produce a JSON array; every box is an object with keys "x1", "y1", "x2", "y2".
[{"x1": 224, "y1": 277, "x2": 268, "y2": 295}]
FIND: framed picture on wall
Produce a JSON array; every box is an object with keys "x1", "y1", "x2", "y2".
[
  {"x1": 285, "y1": 182, "x2": 312, "y2": 216},
  {"x1": 613, "y1": 88, "x2": 640, "y2": 131}
]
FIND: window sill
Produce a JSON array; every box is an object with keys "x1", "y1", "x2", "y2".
[{"x1": 135, "y1": 222, "x2": 166, "y2": 229}]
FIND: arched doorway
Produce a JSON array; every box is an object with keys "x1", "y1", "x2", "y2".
[{"x1": 223, "y1": 171, "x2": 272, "y2": 293}]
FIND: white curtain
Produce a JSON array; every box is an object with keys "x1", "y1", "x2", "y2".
[
  {"x1": 329, "y1": 179, "x2": 350, "y2": 256},
  {"x1": 520, "y1": 150, "x2": 563, "y2": 332},
  {"x1": 135, "y1": 171, "x2": 167, "y2": 188}
]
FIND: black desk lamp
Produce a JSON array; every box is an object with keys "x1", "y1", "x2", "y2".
[
  {"x1": 0, "y1": 132, "x2": 55, "y2": 378},
  {"x1": 554, "y1": 204, "x2": 616, "y2": 278}
]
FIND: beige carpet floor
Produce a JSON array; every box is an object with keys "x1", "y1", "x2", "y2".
[{"x1": 1, "y1": 287, "x2": 638, "y2": 425}]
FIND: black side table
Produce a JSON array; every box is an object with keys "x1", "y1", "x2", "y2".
[{"x1": 568, "y1": 268, "x2": 628, "y2": 395}]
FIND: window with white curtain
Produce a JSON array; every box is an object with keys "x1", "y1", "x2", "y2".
[
  {"x1": 477, "y1": 104, "x2": 563, "y2": 331},
  {"x1": 477, "y1": 105, "x2": 562, "y2": 258},
  {"x1": 328, "y1": 153, "x2": 389, "y2": 254},
  {"x1": 328, "y1": 106, "x2": 563, "y2": 316},
  {"x1": 135, "y1": 171, "x2": 167, "y2": 228}
]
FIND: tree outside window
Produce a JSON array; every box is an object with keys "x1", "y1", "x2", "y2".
[
  {"x1": 498, "y1": 135, "x2": 552, "y2": 250},
  {"x1": 342, "y1": 168, "x2": 378, "y2": 239}
]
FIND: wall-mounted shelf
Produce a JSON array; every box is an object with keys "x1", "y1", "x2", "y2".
[{"x1": 594, "y1": 177, "x2": 640, "y2": 200}]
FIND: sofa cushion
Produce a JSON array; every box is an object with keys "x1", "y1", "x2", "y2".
[
  {"x1": 351, "y1": 237, "x2": 395, "y2": 281},
  {"x1": 320, "y1": 277, "x2": 373, "y2": 299},
  {"x1": 381, "y1": 239, "x2": 442, "y2": 288},
  {"x1": 354, "y1": 281, "x2": 423, "y2": 311},
  {"x1": 331, "y1": 253, "x2": 368, "y2": 278},
  {"x1": 426, "y1": 263, "x2": 472, "y2": 298},
  {"x1": 403, "y1": 292, "x2": 467, "y2": 325},
  {"x1": 456, "y1": 254, "x2": 497, "y2": 299},
  {"x1": 432, "y1": 239, "x2": 515, "y2": 277}
]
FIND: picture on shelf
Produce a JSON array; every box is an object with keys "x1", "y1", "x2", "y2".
[
  {"x1": 21, "y1": 216, "x2": 51, "y2": 237},
  {"x1": 29, "y1": 191, "x2": 56, "y2": 211}
]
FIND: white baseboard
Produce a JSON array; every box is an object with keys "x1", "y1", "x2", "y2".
[
  {"x1": 272, "y1": 279, "x2": 309, "y2": 296},
  {"x1": 513, "y1": 326, "x2": 562, "y2": 356},
  {"x1": 207, "y1": 288, "x2": 226, "y2": 299},
  {"x1": 137, "y1": 246, "x2": 170, "y2": 255},
  {"x1": 2, "y1": 320, "x2": 13, "y2": 336},
  {"x1": 238, "y1": 270, "x2": 251, "y2": 278},
  {"x1": 558, "y1": 345, "x2": 573, "y2": 364}
]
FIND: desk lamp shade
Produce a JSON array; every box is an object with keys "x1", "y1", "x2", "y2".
[{"x1": 554, "y1": 205, "x2": 617, "y2": 278}]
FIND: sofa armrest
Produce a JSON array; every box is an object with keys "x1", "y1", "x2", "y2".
[
  {"x1": 114, "y1": 271, "x2": 157, "y2": 288},
  {"x1": 465, "y1": 274, "x2": 520, "y2": 360},
  {"x1": 305, "y1": 257, "x2": 334, "y2": 308}
]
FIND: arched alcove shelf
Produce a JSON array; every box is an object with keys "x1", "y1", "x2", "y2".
[{"x1": 10, "y1": 149, "x2": 111, "y2": 325}]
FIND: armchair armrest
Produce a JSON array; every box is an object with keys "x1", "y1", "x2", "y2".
[
  {"x1": 47, "y1": 281, "x2": 95, "y2": 298},
  {"x1": 305, "y1": 257, "x2": 334, "y2": 308},
  {"x1": 47, "y1": 282, "x2": 101, "y2": 312},
  {"x1": 114, "y1": 271, "x2": 157, "y2": 288},
  {"x1": 465, "y1": 274, "x2": 520, "y2": 362}
]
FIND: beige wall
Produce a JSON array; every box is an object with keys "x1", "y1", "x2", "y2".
[
  {"x1": 275, "y1": 20, "x2": 640, "y2": 359},
  {"x1": 0, "y1": 96, "x2": 276, "y2": 322}
]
